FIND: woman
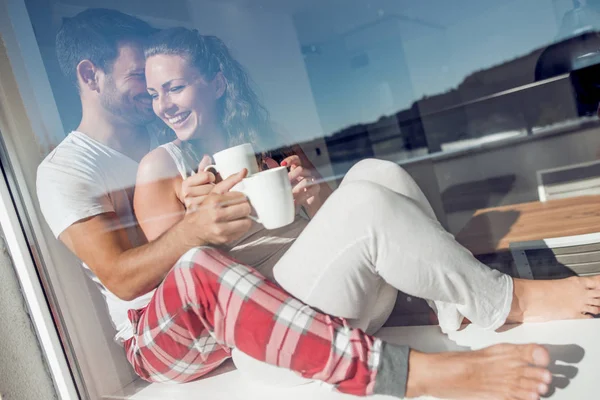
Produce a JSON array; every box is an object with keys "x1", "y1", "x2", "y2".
[
  {"x1": 134, "y1": 29, "x2": 331, "y2": 283},
  {"x1": 134, "y1": 27, "x2": 598, "y2": 397}
]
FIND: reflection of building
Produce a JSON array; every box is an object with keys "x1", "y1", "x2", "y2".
[
  {"x1": 305, "y1": 31, "x2": 600, "y2": 175},
  {"x1": 556, "y1": 2, "x2": 600, "y2": 40}
]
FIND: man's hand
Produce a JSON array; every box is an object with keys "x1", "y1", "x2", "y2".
[
  {"x1": 183, "y1": 164, "x2": 252, "y2": 246},
  {"x1": 187, "y1": 191, "x2": 252, "y2": 245}
]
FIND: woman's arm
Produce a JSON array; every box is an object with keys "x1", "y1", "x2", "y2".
[{"x1": 134, "y1": 148, "x2": 187, "y2": 242}]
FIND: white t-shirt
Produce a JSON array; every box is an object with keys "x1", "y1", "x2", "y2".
[{"x1": 37, "y1": 131, "x2": 157, "y2": 343}]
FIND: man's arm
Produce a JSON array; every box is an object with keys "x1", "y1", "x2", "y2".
[
  {"x1": 59, "y1": 212, "x2": 194, "y2": 301},
  {"x1": 60, "y1": 171, "x2": 252, "y2": 301}
]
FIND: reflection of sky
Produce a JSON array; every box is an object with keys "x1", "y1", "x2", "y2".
[
  {"x1": 296, "y1": 0, "x2": 568, "y2": 135},
  {"x1": 20, "y1": 0, "x2": 582, "y2": 147}
]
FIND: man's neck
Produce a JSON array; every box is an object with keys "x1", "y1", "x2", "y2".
[{"x1": 77, "y1": 109, "x2": 150, "y2": 162}]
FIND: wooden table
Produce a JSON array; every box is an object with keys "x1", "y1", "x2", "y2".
[{"x1": 456, "y1": 195, "x2": 600, "y2": 257}]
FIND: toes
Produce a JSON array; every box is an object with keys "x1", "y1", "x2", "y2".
[
  {"x1": 524, "y1": 344, "x2": 550, "y2": 367},
  {"x1": 587, "y1": 297, "x2": 600, "y2": 307},
  {"x1": 583, "y1": 305, "x2": 600, "y2": 315},
  {"x1": 582, "y1": 276, "x2": 600, "y2": 289},
  {"x1": 522, "y1": 366, "x2": 552, "y2": 385},
  {"x1": 588, "y1": 289, "x2": 600, "y2": 299},
  {"x1": 579, "y1": 312, "x2": 595, "y2": 319},
  {"x1": 512, "y1": 369, "x2": 550, "y2": 400},
  {"x1": 511, "y1": 386, "x2": 541, "y2": 400},
  {"x1": 518, "y1": 375, "x2": 549, "y2": 393}
]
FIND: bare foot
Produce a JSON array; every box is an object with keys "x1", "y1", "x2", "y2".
[
  {"x1": 508, "y1": 276, "x2": 600, "y2": 323},
  {"x1": 406, "y1": 343, "x2": 552, "y2": 400}
]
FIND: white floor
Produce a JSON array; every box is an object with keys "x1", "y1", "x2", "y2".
[{"x1": 110, "y1": 319, "x2": 600, "y2": 400}]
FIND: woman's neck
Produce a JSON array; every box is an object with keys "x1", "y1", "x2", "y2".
[{"x1": 182, "y1": 127, "x2": 228, "y2": 157}]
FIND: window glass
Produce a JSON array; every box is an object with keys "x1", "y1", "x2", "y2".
[{"x1": 2, "y1": 0, "x2": 600, "y2": 398}]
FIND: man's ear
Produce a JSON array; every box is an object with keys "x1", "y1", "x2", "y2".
[
  {"x1": 76, "y1": 60, "x2": 100, "y2": 92},
  {"x1": 214, "y1": 72, "x2": 227, "y2": 99}
]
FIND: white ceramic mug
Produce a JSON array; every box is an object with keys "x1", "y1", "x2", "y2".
[
  {"x1": 242, "y1": 166, "x2": 295, "y2": 230},
  {"x1": 204, "y1": 143, "x2": 259, "y2": 179}
]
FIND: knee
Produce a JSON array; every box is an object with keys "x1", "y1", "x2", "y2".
[
  {"x1": 333, "y1": 180, "x2": 427, "y2": 219},
  {"x1": 172, "y1": 246, "x2": 244, "y2": 282},
  {"x1": 343, "y1": 158, "x2": 413, "y2": 184},
  {"x1": 347, "y1": 158, "x2": 397, "y2": 175},
  {"x1": 174, "y1": 246, "x2": 215, "y2": 271},
  {"x1": 334, "y1": 180, "x2": 396, "y2": 207}
]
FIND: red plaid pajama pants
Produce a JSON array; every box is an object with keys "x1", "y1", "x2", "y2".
[{"x1": 123, "y1": 247, "x2": 383, "y2": 396}]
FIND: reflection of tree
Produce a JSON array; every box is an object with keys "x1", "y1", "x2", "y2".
[{"x1": 317, "y1": 31, "x2": 599, "y2": 165}]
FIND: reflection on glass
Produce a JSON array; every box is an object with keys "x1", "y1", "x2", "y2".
[{"x1": 3, "y1": 1, "x2": 600, "y2": 399}]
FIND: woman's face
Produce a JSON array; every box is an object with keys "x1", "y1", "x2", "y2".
[{"x1": 145, "y1": 54, "x2": 222, "y2": 141}]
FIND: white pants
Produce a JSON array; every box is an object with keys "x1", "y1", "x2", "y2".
[{"x1": 233, "y1": 159, "x2": 513, "y2": 385}]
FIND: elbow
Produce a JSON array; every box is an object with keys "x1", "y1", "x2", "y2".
[
  {"x1": 105, "y1": 278, "x2": 148, "y2": 302},
  {"x1": 114, "y1": 289, "x2": 140, "y2": 302},
  {"x1": 108, "y1": 284, "x2": 137, "y2": 302}
]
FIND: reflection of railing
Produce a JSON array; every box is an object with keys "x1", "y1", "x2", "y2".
[
  {"x1": 325, "y1": 71, "x2": 576, "y2": 169},
  {"x1": 417, "y1": 73, "x2": 570, "y2": 121},
  {"x1": 410, "y1": 73, "x2": 576, "y2": 152}
]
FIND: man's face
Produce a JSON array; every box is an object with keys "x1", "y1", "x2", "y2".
[{"x1": 100, "y1": 42, "x2": 155, "y2": 126}]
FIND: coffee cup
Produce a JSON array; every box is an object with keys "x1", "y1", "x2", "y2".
[
  {"x1": 203, "y1": 143, "x2": 259, "y2": 179},
  {"x1": 242, "y1": 166, "x2": 294, "y2": 230}
]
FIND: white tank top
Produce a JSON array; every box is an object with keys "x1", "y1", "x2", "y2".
[{"x1": 159, "y1": 142, "x2": 308, "y2": 280}]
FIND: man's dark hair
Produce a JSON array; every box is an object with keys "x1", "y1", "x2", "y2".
[{"x1": 56, "y1": 8, "x2": 157, "y2": 87}]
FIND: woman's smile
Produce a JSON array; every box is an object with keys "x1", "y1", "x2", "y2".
[{"x1": 167, "y1": 111, "x2": 191, "y2": 128}]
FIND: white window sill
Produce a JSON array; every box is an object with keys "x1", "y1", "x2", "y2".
[{"x1": 110, "y1": 320, "x2": 598, "y2": 400}]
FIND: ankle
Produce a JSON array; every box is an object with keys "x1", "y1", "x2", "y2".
[
  {"x1": 507, "y1": 278, "x2": 526, "y2": 322},
  {"x1": 405, "y1": 350, "x2": 436, "y2": 398}
]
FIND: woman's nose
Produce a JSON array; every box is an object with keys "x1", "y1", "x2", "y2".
[{"x1": 156, "y1": 96, "x2": 176, "y2": 116}]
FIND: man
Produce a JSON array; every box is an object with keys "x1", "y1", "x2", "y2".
[{"x1": 36, "y1": 8, "x2": 552, "y2": 400}]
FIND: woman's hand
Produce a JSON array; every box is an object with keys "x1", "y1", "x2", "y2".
[
  {"x1": 180, "y1": 155, "x2": 217, "y2": 212},
  {"x1": 280, "y1": 155, "x2": 320, "y2": 208}
]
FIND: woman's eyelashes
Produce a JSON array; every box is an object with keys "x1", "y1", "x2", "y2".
[{"x1": 148, "y1": 85, "x2": 184, "y2": 100}]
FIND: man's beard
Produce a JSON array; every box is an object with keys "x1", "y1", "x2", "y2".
[{"x1": 100, "y1": 78, "x2": 155, "y2": 126}]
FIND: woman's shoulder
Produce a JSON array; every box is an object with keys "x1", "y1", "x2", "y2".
[{"x1": 136, "y1": 143, "x2": 181, "y2": 185}]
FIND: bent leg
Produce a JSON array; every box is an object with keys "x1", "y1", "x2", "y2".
[
  {"x1": 126, "y1": 248, "x2": 551, "y2": 400},
  {"x1": 338, "y1": 159, "x2": 463, "y2": 330},
  {"x1": 340, "y1": 158, "x2": 436, "y2": 220},
  {"x1": 340, "y1": 160, "x2": 600, "y2": 325},
  {"x1": 277, "y1": 159, "x2": 600, "y2": 335},
  {"x1": 125, "y1": 247, "x2": 402, "y2": 397},
  {"x1": 274, "y1": 180, "x2": 512, "y2": 334}
]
